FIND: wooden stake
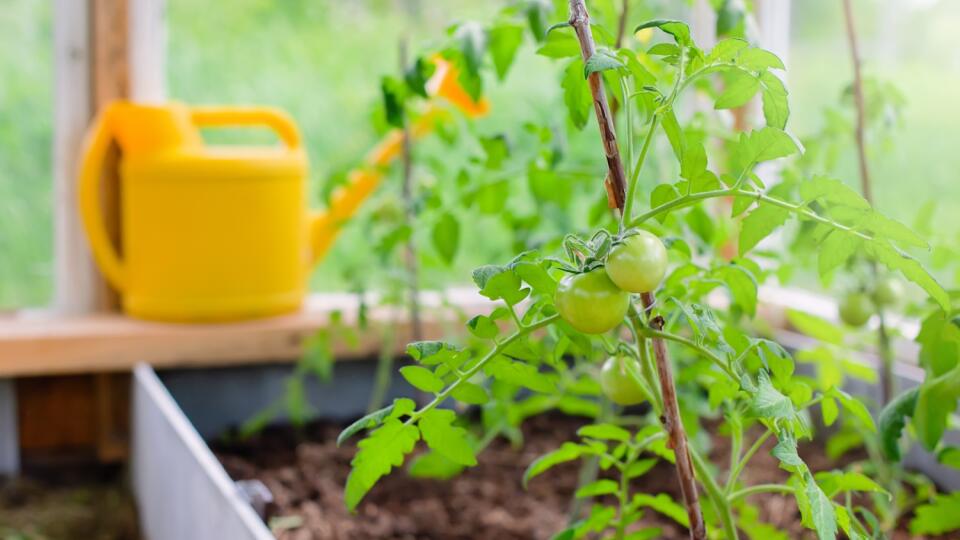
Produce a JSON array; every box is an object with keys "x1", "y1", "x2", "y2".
[{"x1": 567, "y1": 1, "x2": 706, "y2": 538}]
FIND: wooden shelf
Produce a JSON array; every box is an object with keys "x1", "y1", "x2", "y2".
[{"x1": 0, "y1": 289, "x2": 492, "y2": 377}]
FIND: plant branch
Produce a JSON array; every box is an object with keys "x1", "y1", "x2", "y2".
[
  {"x1": 690, "y1": 447, "x2": 739, "y2": 540},
  {"x1": 641, "y1": 292, "x2": 708, "y2": 540},
  {"x1": 405, "y1": 314, "x2": 559, "y2": 425},
  {"x1": 568, "y1": 0, "x2": 628, "y2": 212},
  {"x1": 727, "y1": 483, "x2": 795, "y2": 502},
  {"x1": 638, "y1": 327, "x2": 738, "y2": 381},
  {"x1": 615, "y1": 0, "x2": 629, "y2": 48},
  {"x1": 726, "y1": 427, "x2": 773, "y2": 491}
]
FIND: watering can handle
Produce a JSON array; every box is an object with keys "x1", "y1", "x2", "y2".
[
  {"x1": 77, "y1": 106, "x2": 127, "y2": 291},
  {"x1": 190, "y1": 107, "x2": 302, "y2": 149}
]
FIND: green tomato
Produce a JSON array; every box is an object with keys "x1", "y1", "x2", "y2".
[
  {"x1": 555, "y1": 269, "x2": 630, "y2": 334},
  {"x1": 839, "y1": 292, "x2": 873, "y2": 327},
  {"x1": 600, "y1": 356, "x2": 646, "y2": 406},
  {"x1": 605, "y1": 230, "x2": 668, "y2": 293},
  {"x1": 873, "y1": 276, "x2": 904, "y2": 308}
]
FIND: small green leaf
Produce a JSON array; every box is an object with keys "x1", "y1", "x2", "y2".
[
  {"x1": 786, "y1": 309, "x2": 844, "y2": 345},
  {"x1": 717, "y1": 264, "x2": 758, "y2": 316},
  {"x1": 817, "y1": 232, "x2": 862, "y2": 280},
  {"x1": 715, "y1": 70, "x2": 760, "y2": 109},
  {"x1": 708, "y1": 38, "x2": 748, "y2": 62},
  {"x1": 802, "y1": 474, "x2": 838, "y2": 540},
  {"x1": 381, "y1": 76, "x2": 407, "y2": 128},
  {"x1": 660, "y1": 108, "x2": 684, "y2": 162},
  {"x1": 576, "y1": 479, "x2": 619, "y2": 498},
  {"x1": 337, "y1": 400, "x2": 411, "y2": 446},
  {"x1": 816, "y1": 471, "x2": 889, "y2": 499},
  {"x1": 432, "y1": 211, "x2": 460, "y2": 266},
  {"x1": 399, "y1": 365, "x2": 444, "y2": 393},
  {"x1": 772, "y1": 432, "x2": 804, "y2": 469},
  {"x1": 830, "y1": 388, "x2": 876, "y2": 432},
  {"x1": 733, "y1": 127, "x2": 799, "y2": 174},
  {"x1": 536, "y1": 29, "x2": 580, "y2": 58},
  {"x1": 749, "y1": 370, "x2": 795, "y2": 420},
  {"x1": 910, "y1": 492, "x2": 960, "y2": 535},
  {"x1": 630, "y1": 493, "x2": 690, "y2": 527},
  {"x1": 625, "y1": 458, "x2": 658, "y2": 479},
  {"x1": 821, "y1": 396, "x2": 838, "y2": 426},
  {"x1": 403, "y1": 56, "x2": 435, "y2": 98},
  {"x1": 799, "y1": 176, "x2": 870, "y2": 210},
  {"x1": 454, "y1": 21, "x2": 487, "y2": 75},
  {"x1": 578, "y1": 423, "x2": 631, "y2": 442},
  {"x1": 879, "y1": 388, "x2": 920, "y2": 461},
  {"x1": 760, "y1": 71, "x2": 789, "y2": 129},
  {"x1": 485, "y1": 357, "x2": 554, "y2": 393},
  {"x1": 489, "y1": 22, "x2": 524, "y2": 80},
  {"x1": 739, "y1": 204, "x2": 789, "y2": 256},
  {"x1": 737, "y1": 47, "x2": 785, "y2": 70},
  {"x1": 344, "y1": 419, "x2": 420, "y2": 510},
  {"x1": 523, "y1": 442, "x2": 590, "y2": 486},
  {"x1": 938, "y1": 446, "x2": 960, "y2": 469},
  {"x1": 471, "y1": 265, "x2": 529, "y2": 305},
  {"x1": 466, "y1": 315, "x2": 499, "y2": 339},
  {"x1": 419, "y1": 409, "x2": 477, "y2": 466},
  {"x1": 584, "y1": 49, "x2": 624, "y2": 78},
  {"x1": 913, "y1": 364, "x2": 960, "y2": 450},
  {"x1": 408, "y1": 450, "x2": 464, "y2": 480},
  {"x1": 451, "y1": 381, "x2": 489, "y2": 405},
  {"x1": 634, "y1": 19, "x2": 691, "y2": 46},
  {"x1": 562, "y1": 59, "x2": 592, "y2": 129}
]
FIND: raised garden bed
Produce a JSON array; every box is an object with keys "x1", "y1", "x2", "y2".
[{"x1": 131, "y1": 340, "x2": 958, "y2": 540}]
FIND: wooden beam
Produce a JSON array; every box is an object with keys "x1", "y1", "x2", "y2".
[{"x1": 0, "y1": 290, "x2": 492, "y2": 377}]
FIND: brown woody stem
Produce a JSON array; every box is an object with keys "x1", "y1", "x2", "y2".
[
  {"x1": 567, "y1": 1, "x2": 706, "y2": 538},
  {"x1": 568, "y1": 0, "x2": 627, "y2": 212},
  {"x1": 842, "y1": 0, "x2": 895, "y2": 404},
  {"x1": 642, "y1": 293, "x2": 708, "y2": 539}
]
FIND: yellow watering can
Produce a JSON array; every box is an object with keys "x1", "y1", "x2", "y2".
[{"x1": 78, "y1": 58, "x2": 488, "y2": 322}]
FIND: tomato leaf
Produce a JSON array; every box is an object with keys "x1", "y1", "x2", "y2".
[
  {"x1": 432, "y1": 211, "x2": 460, "y2": 266},
  {"x1": 399, "y1": 366, "x2": 444, "y2": 393},
  {"x1": 419, "y1": 409, "x2": 477, "y2": 466},
  {"x1": 345, "y1": 419, "x2": 420, "y2": 510}
]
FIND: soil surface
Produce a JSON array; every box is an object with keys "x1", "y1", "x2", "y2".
[
  {"x1": 213, "y1": 414, "x2": 947, "y2": 540},
  {"x1": 0, "y1": 466, "x2": 139, "y2": 540}
]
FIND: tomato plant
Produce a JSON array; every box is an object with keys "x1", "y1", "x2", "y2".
[{"x1": 332, "y1": 2, "x2": 954, "y2": 539}]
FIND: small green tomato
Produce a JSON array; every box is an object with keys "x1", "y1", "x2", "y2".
[
  {"x1": 555, "y1": 269, "x2": 630, "y2": 334},
  {"x1": 605, "y1": 230, "x2": 668, "y2": 293},
  {"x1": 873, "y1": 276, "x2": 905, "y2": 308},
  {"x1": 599, "y1": 356, "x2": 647, "y2": 406},
  {"x1": 839, "y1": 292, "x2": 873, "y2": 327}
]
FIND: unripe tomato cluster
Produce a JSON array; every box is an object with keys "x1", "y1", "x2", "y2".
[
  {"x1": 837, "y1": 276, "x2": 904, "y2": 327},
  {"x1": 555, "y1": 230, "x2": 667, "y2": 335},
  {"x1": 554, "y1": 230, "x2": 668, "y2": 406}
]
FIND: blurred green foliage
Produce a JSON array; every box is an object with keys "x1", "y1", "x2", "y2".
[{"x1": 2, "y1": 0, "x2": 960, "y2": 309}]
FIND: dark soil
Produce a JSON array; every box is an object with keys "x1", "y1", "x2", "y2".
[
  {"x1": 0, "y1": 466, "x2": 139, "y2": 540},
  {"x1": 212, "y1": 414, "x2": 946, "y2": 540}
]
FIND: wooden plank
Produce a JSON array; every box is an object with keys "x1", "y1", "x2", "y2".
[
  {"x1": 0, "y1": 289, "x2": 492, "y2": 377},
  {"x1": 16, "y1": 375, "x2": 98, "y2": 455}
]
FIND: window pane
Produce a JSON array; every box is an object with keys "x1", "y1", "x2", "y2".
[
  {"x1": 0, "y1": 1, "x2": 53, "y2": 309},
  {"x1": 791, "y1": 0, "x2": 960, "y2": 231}
]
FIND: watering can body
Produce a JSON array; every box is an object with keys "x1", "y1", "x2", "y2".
[{"x1": 78, "y1": 102, "x2": 346, "y2": 322}]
